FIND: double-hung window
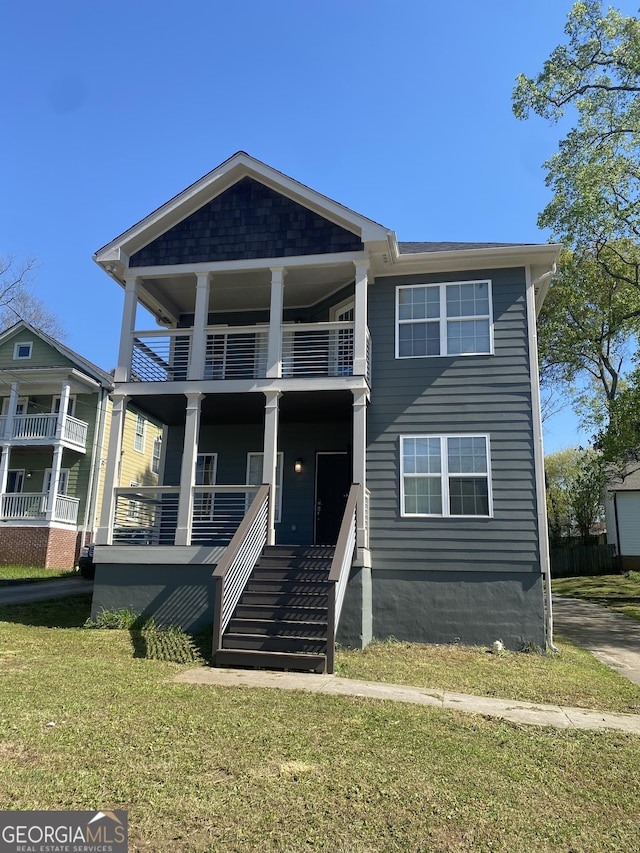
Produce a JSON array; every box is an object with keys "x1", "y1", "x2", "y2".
[
  {"x1": 246, "y1": 452, "x2": 283, "y2": 523},
  {"x1": 400, "y1": 435, "x2": 492, "y2": 517},
  {"x1": 396, "y1": 280, "x2": 492, "y2": 358},
  {"x1": 133, "y1": 414, "x2": 146, "y2": 452}
]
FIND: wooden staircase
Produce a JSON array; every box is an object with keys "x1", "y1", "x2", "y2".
[{"x1": 214, "y1": 545, "x2": 333, "y2": 672}]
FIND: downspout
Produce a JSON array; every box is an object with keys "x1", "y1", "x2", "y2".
[
  {"x1": 527, "y1": 263, "x2": 558, "y2": 652},
  {"x1": 81, "y1": 385, "x2": 109, "y2": 550}
]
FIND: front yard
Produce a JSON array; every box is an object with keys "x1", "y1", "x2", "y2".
[
  {"x1": 1, "y1": 594, "x2": 639, "y2": 852},
  {"x1": 552, "y1": 572, "x2": 640, "y2": 622}
]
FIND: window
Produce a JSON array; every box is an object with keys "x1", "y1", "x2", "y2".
[
  {"x1": 1, "y1": 397, "x2": 28, "y2": 416},
  {"x1": 44, "y1": 469, "x2": 70, "y2": 496},
  {"x1": 396, "y1": 280, "x2": 492, "y2": 358},
  {"x1": 53, "y1": 396, "x2": 76, "y2": 417},
  {"x1": 13, "y1": 342, "x2": 32, "y2": 360},
  {"x1": 246, "y1": 452, "x2": 283, "y2": 523},
  {"x1": 151, "y1": 436, "x2": 162, "y2": 475},
  {"x1": 194, "y1": 454, "x2": 218, "y2": 519},
  {"x1": 127, "y1": 481, "x2": 141, "y2": 521},
  {"x1": 7, "y1": 470, "x2": 24, "y2": 493},
  {"x1": 133, "y1": 414, "x2": 146, "y2": 452},
  {"x1": 400, "y1": 435, "x2": 492, "y2": 517}
]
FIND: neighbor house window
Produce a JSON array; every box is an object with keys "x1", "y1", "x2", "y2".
[
  {"x1": 133, "y1": 414, "x2": 145, "y2": 452},
  {"x1": 127, "y1": 481, "x2": 141, "y2": 521},
  {"x1": 53, "y1": 395, "x2": 76, "y2": 417},
  {"x1": 13, "y1": 342, "x2": 32, "y2": 360},
  {"x1": 246, "y1": 452, "x2": 283, "y2": 523},
  {"x1": 44, "y1": 469, "x2": 70, "y2": 496},
  {"x1": 400, "y1": 434, "x2": 492, "y2": 517},
  {"x1": 396, "y1": 280, "x2": 492, "y2": 358},
  {"x1": 151, "y1": 436, "x2": 162, "y2": 475}
]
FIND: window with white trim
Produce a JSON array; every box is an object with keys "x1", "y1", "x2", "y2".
[
  {"x1": 246, "y1": 452, "x2": 283, "y2": 523},
  {"x1": 13, "y1": 342, "x2": 32, "y2": 360},
  {"x1": 44, "y1": 469, "x2": 70, "y2": 496},
  {"x1": 194, "y1": 453, "x2": 218, "y2": 519},
  {"x1": 1, "y1": 397, "x2": 28, "y2": 416},
  {"x1": 53, "y1": 395, "x2": 77, "y2": 417},
  {"x1": 127, "y1": 481, "x2": 141, "y2": 521},
  {"x1": 151, "y1": 436, "x2": 162, "y2": 475},
  {"x1": 400, "y1": 435, "x2": 492, "y2": 517},
  {"x1": 7, "y1": 470, "x2": 24, "y2": 493},
  {"x1": 133, "y1": 414, "x2": 146, "y2": 452},
  {"x1": 396, "y1": 280, "x2": 492, "y2": 358}
]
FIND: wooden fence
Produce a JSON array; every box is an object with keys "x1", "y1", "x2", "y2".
[{"x1": 550, "y1": 544, "x2": 617, "y2": 578}]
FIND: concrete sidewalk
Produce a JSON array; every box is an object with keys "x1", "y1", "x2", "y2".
[
  {"x1": 175, "y1": 666, "x2": 640, "y2": 734},
  {"x1": 0, "y1": 576, "x2": 93, "y2": 605},
  {"x1": 552, "y1": 594, "x2": 640, "y2": 687}
]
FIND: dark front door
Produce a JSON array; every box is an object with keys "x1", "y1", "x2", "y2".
[{"x1": 314, "y1": 452, "x2": 351, "y2": 545}]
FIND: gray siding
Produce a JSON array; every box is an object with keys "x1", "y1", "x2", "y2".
[{"x1": 367, "y1": 267, "x2": 539, "y2": 575}]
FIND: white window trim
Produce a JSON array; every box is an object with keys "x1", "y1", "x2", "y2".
[
  {"x1": 2, "y1": 397, "x2": 28, "y2": 416},
  {"x1": 246, "y1": 451, "x2": 283, "y2": 523},
  {"x1": 44, "y1": 468, "x2": 70, "y2": 496},
  {"x1": 7, "y1": 469, "x2": 25, "y2": 493},
  {"x1": 400, "y1": 433, "x2": 493, "y2": 518},
  {"x1": 13, "y1": 341, "x2": 33, "y2": 360},
  {"x1": 151, "y1": 435, "x2": 162, "y2": 475},
  {"x1": 194, "y1": 453, "x2": 218, "y2": 521},
  {"x1": 133, "y1": 414, "x2": 146, "y2": 453},
  {"x1": 127, "y1": 480, "x2": 141, "y2": 521},
  {"x1": 52, "y1": 395, "x2": 77, "y2": 417},
  {"x1": 395, "y1": 280, "x2": 494, "y2": 359}
]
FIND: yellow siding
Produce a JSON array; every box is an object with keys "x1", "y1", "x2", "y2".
[{"x1": 120, "y1": 408, "x2": 164, "y2": 490}]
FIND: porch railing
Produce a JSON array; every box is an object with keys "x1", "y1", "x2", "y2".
[
  {"x1": 127, "y1": 321, "x2": 369, "y2": 382},
  {"x1": 113, "y1": 487, "x2": 180, "y2": 545},
  {"x1": 0, "y1": 493, "x2": 80, "y2": 524},
  {"x1": 326, "y1": 484, "x2": 359, "y2": 674},
  {"x1": 192, "y1": 485, "x2": 260, "y2": 544},
  {"x1": 212, "y1": 485, "x2": 270, "y2": 660},
  {"x1": 0, "y1": 413, "x2": 88, "y2": 449}
]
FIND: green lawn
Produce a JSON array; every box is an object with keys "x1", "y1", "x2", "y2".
[
  {"x1": 1, "y1": 595, "x2": 640, "y2": 851},
  {"x1": 0, "y1": 565, "x2": 76, "y2": 582},
  {"x1": 552, "y1": 572, "x2": 640, "y2": 621}
]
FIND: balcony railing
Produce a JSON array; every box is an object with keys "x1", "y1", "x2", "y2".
[
  {"x1": 129, "y1": 321, "x2": 368, "y2": 383},
  {"x1": 0, "y1": 414, "x2": 88, "y2": 449},
  {"x1": 0, "y1": 493, "x2": 80, "y2": 524}
]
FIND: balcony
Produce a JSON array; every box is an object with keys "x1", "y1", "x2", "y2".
[
  {"x1": 0, "y1": 493, "x2": 80, "y2": 525},
  {"x1": 0, "y1": 413, "x2": 89, "y2": 451},
  {"x1": 129, "y1": 321, "x2": 370, "y2": 384}
]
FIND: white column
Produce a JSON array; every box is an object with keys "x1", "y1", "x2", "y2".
[
  {"x1": 353, "y1": 261, "x2": 369, "y2": 377},
  {"x1": 175, "y1": 392, "x2": 203, "y2": 546},
  {"x1": 114, "y1": 275, "x2": 140, "y2": 382},
  {"x1": 0, "y1": 383, "x2": 20, "y2": 501},
  {"x1": 45, "y1": 444, "x2": 64, "y2": 522},
  {"x1": 188, "y1": 273, "x2": 211, "y2": 380},
  {"x1": 55, "y1": 380, "x2": 71, "y2": 439},
  {"x1": 262, "y1": 390, "x2": 281, "y2": 545},
  {"x1": 266, "y1": 267, "x2": 285, "y2": 378},
  {"x1": 96, "y1": 394, "x2": 129, "y2": 545},
  {"x1": 352, "y1": 389, "x2": 368, "y2": 554}
]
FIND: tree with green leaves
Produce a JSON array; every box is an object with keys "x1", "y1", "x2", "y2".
[
  {"x1": 513, "y1": 1, "x2": 640, "y2": 428},
  {"x1": 545, "y1": 447, "x2": 605, "y2": 544}
]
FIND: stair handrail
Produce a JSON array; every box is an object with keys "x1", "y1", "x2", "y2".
[
  {"x1": 326, "y1": 484, "x2": 360, "y2": 674},
  {"x1": 212, "y1": 484, "x2": 270, "y2": 660}
]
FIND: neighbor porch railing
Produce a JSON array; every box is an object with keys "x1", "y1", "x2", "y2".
[
  {"x1": 0, "y1": 413, "x2": 88, "y2": 449},
  {"x1": 128, "y1": 320, "x2": 368, "y2": 382},
  {"x1": 326, "y1": 484, "x2": 359, "y2": 674},
  {"x1": 212, "y1": 485, "x2": 270, "y2": 661},
  {"x1": 0, "y1": 493, "x2": 80, "y2": 524}
]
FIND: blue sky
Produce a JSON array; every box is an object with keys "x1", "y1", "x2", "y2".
[{"x1": 2, "y1": 0, "x2": 636, "y2": 453}]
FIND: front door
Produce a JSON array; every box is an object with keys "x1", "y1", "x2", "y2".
[{"x1": 314, "y1": 452, "x2": 351, "y2": 545}]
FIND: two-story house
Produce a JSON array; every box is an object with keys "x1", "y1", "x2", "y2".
[
  {"x1": 91, "y1": 152, "x2": 560, "y2": 671},
  {"x1": 0, "y1": 321, "x2": 163, "y2": 569}
]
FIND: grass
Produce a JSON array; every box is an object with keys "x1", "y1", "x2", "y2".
[
  {"x1": 552, "y1": 572, "x2": 640, "y2": 621},
  {"x1": 0, "y1": 565, "x2": 76, "y2": 582},
  {"x1": 1, "y1": 596, "x2": 640, "y2": 852}
]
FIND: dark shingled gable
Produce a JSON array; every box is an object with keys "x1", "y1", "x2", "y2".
[{"x1": 130, "y1": 177, "x2": 364, "y2": 266}]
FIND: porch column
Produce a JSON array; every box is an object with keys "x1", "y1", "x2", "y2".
[
  {"x1": 175, "y1": 392, "x2": 203, "y2": 546},
  {"x1": 262, "y1": 390, "x2": 281, "y2": 545},
  {"x1": 0, "y1": 383, "x2": 20, "y2": 500},
  {"x1": 266, "y1": 267, "x2": 286, "y2": 378},
  {"x1": 96, "y1": 394, "x2": 129, "y2": 545},
  {"x1": 55, "y1": 380, "x2": 71, "y2": 439},
  {"x1": 353, "y1": 261, "x2": 369, "y2": 378},
  {"x1": 45, "y1": 444, "x2": 64, "y2": 522},
  {"x1": 352, "y1": 389, "x2": 368, "y2": 554},
  {"x1": 188, "y1": 273, "x2": 211, "y2": 380},
  {"x1": 114, "y1": 275, "x2": 140, "y2": 382}
]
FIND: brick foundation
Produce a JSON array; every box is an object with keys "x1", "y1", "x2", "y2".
[{"x1": 0, "y1": 527, "x2": 82, "y2": 569}]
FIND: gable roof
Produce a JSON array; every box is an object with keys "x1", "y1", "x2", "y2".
[
  {"x1": 0, "y1": 321, "x2": 113, "y2": 387},
  {"x1": 94, "y1": 151, "x2": 392, "y2": 278}
]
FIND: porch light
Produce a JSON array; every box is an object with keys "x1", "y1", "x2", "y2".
[
  {"x1": 294, "y1": 458, "x2": 303, "y2": 474},
  {"x1": 26, "y1": 471, "x2": 32, "y2": 479}
]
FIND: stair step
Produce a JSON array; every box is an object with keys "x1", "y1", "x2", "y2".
[
  {"x1": 252, "y1": 568, "x2": 330, "y2": 582},
  {"x1": 256, "y1": 556, "x2": 333, "y2": 571},
  {"x1": 226, "y1": 618, "x2": 328, "y2": 638},
  {"x1": 222, "y1": 633, "x2": 327, "y2": 654},
  {"x1": 240, "y1": 591, "x2": 329, "y2": 607},
  {"x1": 234, "y1": 604, "x2": 329, "y2": 622},
  {"x1": 261, "y1": 545, "x2": 335, "y2": 558},
  {"x1": 214, "y1": 649, "x2": 327, "y2": 673},
  {"x1": 245, "y1": 579, "x2": 331, "y2": 594}
]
